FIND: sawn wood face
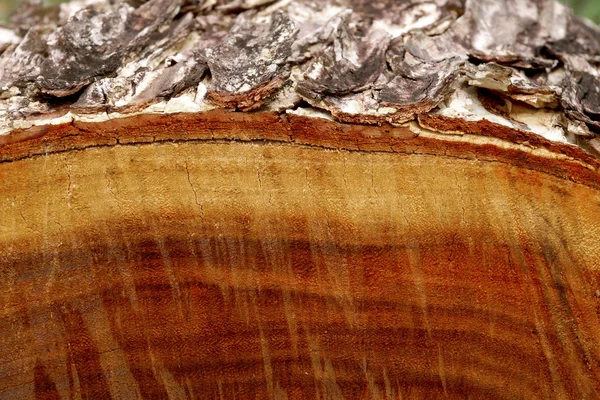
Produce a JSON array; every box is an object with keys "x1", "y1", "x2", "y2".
[{"x1": 0, "y1": 132, "x2": 599, "y2": 399}]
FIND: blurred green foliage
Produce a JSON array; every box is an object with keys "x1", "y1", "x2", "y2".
[
  {"x1": 562, "y1": 0, "x2": 600, "y2": 23},
  {"x1": 1, "y1": 0, "x2": 599, "y2": 25}
]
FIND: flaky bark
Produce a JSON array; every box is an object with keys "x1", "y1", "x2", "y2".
[
  {"x1": 1, "y1": 0, "x2": 599, "y2": 146},
  {"x1": 0, "y1": 1, "x2": 600, "y2": 399}
]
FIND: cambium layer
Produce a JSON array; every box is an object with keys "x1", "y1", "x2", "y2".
[{"x1": 1, "y1": 0, "x2": 600, "y2": 399}]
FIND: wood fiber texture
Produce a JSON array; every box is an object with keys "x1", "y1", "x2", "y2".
[
  {"x1": 0, "y1": 116, "x2": 599, "y2": 399},
  {"x1": 1, "y1": 0, "x2": 600, "y2": 399}
]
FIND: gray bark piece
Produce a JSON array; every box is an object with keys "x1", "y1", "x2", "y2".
[
  {"x1": 0, "y1": 28, "x2": 47, "y2": 90},
  {"x1": 73, "y1": 11, "x2": 202, "y2": 111},
  {"x1": 205, "y1": 10, "x2": 298, "y2": 110},
  {"x1": 543, "y1": 14, "x2": 600, "y2": 128},
  {"x1": 296, "y1": 13, "x2": 390, "y2": 100},
  {"x1": 466, "y1": 63, "x2": 558, "y2": 108},
  {"x1": 400, "y1": 0, "x2": 567, "y2": 69},
  {"x1": 379, "y1": 44, "x2": 465, "y2": 114},
  {"x1": 9, "y1": 1, "x2": 60, "y2": 36},
  {"x1": 0, "y1": 0, "x2": 599, "y2": 152},
  {"x1": 2, "y1": 0, "x2": 181, "y2": 97},
  {"x1": 459, "y1": 0, "x2": 567, "y2": 62}
]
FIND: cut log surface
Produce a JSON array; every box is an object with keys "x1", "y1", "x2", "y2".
[{"x1": 0, "y1": 0, "x2": 600, "y2": 399}]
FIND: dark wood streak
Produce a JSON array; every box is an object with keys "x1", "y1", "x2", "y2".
[
  {"x1": 0, "y1": 138, "x2": 599, "y2": 399},
  {"x1": 33, "y1": 358, "x2": 60, "y2": 400}
]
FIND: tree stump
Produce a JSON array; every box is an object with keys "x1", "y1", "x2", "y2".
[{"x1": 0, "y1": 0, "x2": 600, "y2": 399}]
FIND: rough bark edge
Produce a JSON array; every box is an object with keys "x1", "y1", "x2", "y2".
[{"x1": 0, "y1": 0, "x2": 599, "y2": 159}]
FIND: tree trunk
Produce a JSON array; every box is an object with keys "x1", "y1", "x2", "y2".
[{"x1": 1, "y1": 0, "x2": 600, "y2": 399}]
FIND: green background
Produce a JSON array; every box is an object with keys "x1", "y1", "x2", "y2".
[
  {"x1": 0, "y1": 0, "x2": 599, "y2": 27},
  {"x1": 565, "y1": 0, "x2": 600, "y2": 23}
]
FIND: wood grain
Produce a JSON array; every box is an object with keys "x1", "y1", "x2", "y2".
[{"x1": 0, "y1": 115, "x2": 599, "y2": 399}]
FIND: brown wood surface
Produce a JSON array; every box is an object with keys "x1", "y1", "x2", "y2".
[{"x1": 0, "y1": 114, "x2": 599, "y2": 399}]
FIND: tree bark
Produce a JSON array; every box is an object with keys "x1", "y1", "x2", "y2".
[{"x1": 0, "y1": 0, "x2": 600, "y2": 399}]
